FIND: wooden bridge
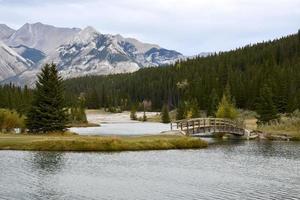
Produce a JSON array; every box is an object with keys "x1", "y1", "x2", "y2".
[{"x1": 170, "y1": 118, "x2": 247, "y2": 136}]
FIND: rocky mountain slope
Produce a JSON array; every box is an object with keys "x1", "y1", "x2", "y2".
[
  {"x1": 0, "y1": 22, "x2": 184, "y2": 86},
  {"x1": 0, "y1": 41, "x2": 32, "y2": 82},
  {"x1": 0, "y1": 24, "x2": 15, "y2": 41}
]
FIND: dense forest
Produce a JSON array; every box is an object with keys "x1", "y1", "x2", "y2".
[
  {"x1": 0, "y1": 84, "x2": 33, "y2": 114},
  {"x1": 63, "y1": 31, "x2": 300, "y2": 114},
  {"x1": 1, "y1": 31, "x2": 300, "y2": 117}
]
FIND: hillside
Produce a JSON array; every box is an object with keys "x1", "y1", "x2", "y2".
[{"x1": 64, "y1": 30, "x2": 300, "y2": 113}]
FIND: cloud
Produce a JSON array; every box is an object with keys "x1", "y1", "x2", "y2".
[{"x1": 0, "y1": 0, "x2": 299, "y2": 55}]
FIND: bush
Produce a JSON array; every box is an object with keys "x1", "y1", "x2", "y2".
[
  {"x1": 259, "y1": 111, "x2": 300, "y2": 136},
  {"x1": 216, "y1": 95, "x2": 238, "y2": 120},
  {"x1": 130, "y1": 106, "x2": 137, "y2": 120},
  {"x1": 0, "y1": 109, "x2": 25, "y2": 132}
]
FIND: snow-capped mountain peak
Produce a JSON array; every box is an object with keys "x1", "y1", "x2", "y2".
[{"x1": 0, "y1": 22, "x2": 185, "y2": 86}]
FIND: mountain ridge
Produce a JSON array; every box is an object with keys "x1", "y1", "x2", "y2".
[{"x1": 0, "y1": 22, "x2": 185, "y2": 86}]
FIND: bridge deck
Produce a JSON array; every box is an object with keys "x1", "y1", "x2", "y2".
[{"x1": 170, "y1": 118, "x2": 246, "y2": 136}]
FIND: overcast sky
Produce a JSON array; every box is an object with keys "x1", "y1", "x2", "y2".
[{"x1": 0, "y1": 0, "x2": 299, "y2": 55}]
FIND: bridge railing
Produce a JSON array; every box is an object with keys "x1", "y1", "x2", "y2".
[{"x1": 170, "y1": 118, "x2": 245, "y2": 135}]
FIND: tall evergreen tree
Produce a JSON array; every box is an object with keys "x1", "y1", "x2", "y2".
[
  {"x1": 190, "y1": 99, "x2": 200, "y2": 118},
  {"x1": 26, "y1": 64, "x2": 68, "y2": 133},
  {"x1": 207, "y1": 89, "x2": 219, "y2": 117},
  {"x1": 161, "y1": 104, "x2": 171, "y2": 123},
  {"x1": 176, "y1": 102, "x2": 186, "y2": 120},
  {"x1": 256, "y1": 84, "x2": 279, "y2": 125},
  {"x1": 86, "y1": 88, "x2": 99, "y2": 109}
]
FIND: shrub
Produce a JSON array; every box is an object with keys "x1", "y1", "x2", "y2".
[
  {"x1": 130, "y1": 106, "x2": 137, "y2": 120},
  {"x1": 0, "y1": 109, "x2": 25, "y2": 132},
  {"x1": 216, "y1": 95, "x2": 238, "y2": 120}
]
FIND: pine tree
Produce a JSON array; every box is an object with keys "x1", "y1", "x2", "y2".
[
  {"x1": 216, "y1": 95, "x2": 238, "y2": 120},
  {"x1": 256, "y1": 84, "x2": 279, "y2": 125},
  {"x1": 87, "y1": 88, "x2": 99, "y2": 109},
  {"x1": 26, "y1": 63, "x2": 68, "y2": 133},
  {"x1": 176, "y1": 101, "x2": 186, "y2": 120},
  {"x1": 190, "y1": 99, "x2": 200, "y2": 118},
  {"x1": 161, "y1": 104, "x2": 170, "y2": 123},
  {"x1": 207, "y1": 89, "x2": 219, "y2": 117}
]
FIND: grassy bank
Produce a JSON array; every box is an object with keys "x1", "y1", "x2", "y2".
[
  {"x1": 66, "y1": 122, "x2": 100, "y2": 128},
  {"x1": 0, "y1": 133, "x2": 208, "y2": 151},
  {"x1": 257, "y1": 115, "x2": 300, "y2": 141}
]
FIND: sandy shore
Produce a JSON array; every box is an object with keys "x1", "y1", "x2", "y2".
[{"x1": 86, "y1": 110, "x2": 160, "y2": 124}]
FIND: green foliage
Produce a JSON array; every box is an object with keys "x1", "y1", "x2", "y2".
[
  {"x1": 0, "y1": 109, "x2": 25, "y2": 131},
  {"x1": 216, "y1": 95, "x2": 238, "y2": 120},
  {"x1": 161, "y1": 104, "x2": 170, "y2": 123},
  {"x1": 256, "y1": 84, "x2": 279, "y2": 125},
  {"x1": 176, "y1": 102, "x2": 186, "y2": 120},
  {"x1": 26, "y1": 63, "x2": 68, "y2": 133},
  {"x1": 86, "y1": 88, "x2": 99, "y2": 109},
  {"x1": 130, "y1": 105, "x2": 137, "y2": 120},
  {"x1": 207, "y1": 89, "x2": 219, "y2": 117},
  {"x1": 190, "y1": 99, "x2": 200, "y2": 118},
  {"x1": 0, "y1": 85, "x2": 33, "y2": 114},
  {"x1": 69, "y1": 96, "x2": 87, "y2": 124}
]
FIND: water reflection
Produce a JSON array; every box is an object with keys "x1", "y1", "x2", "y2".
[{"x1": 31, "y1": 152, "x2": 65, "y2": 173}]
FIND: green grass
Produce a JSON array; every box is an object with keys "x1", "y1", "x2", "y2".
[{"x1": 0, "y1": 133, "x2": 208, "y2": 151}]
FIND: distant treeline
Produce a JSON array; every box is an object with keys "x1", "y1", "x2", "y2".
[
  {"x1": 64, "y1": 31, "x2": 300, "y2": 113},
  {"x1": 1, "y1": 31, "x2": 300, "y2": 115},
  {"x1": 0, "y1": 84, "x2": 33, "y2": 114}
]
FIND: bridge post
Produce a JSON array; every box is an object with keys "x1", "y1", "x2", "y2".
[
  {"x1": 192, "y1": 121, "x2": 195, "y2": 134},
  {"x1": 212, "y1": 119, "x2": 214, "y2": 133},
  {"x1": 186, "y1": 121, "x2": 189, "y2": 135}
]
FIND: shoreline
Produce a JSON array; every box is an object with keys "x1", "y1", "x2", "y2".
[{"x1": 0, "y1": 133, "x2": 208, "y2": 152}]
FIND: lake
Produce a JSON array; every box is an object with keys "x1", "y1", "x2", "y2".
[
  {"x1": 0, "y1": 140, "x2": 299, "y2": 200},
  {"x1": 69, "y1": 122, "x2": 170, "y2": 135}
]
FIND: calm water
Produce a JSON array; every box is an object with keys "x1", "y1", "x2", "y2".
[
  {"x1": 0, "y1": 140, "x2": 300, "y2": 200},
  {"x1": 69, "y1": 122, "x2": 170, "y2": 135}
]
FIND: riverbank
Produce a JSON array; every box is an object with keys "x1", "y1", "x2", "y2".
[
  {"x1": 66, "y1": 122, "x2": 100, "y2": 128},
  {"x1": 0, "y1": 133, "x2": 208, "y2": 151}
]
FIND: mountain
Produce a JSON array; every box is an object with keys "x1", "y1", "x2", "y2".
[
  {"x1": 0, "y1": 24, "x2": 15, "y2": 41},
  {"x1": 0, "y1": 22, "x2": 184, "y2": 86},
  {"x1": 6, "y1": 22, "x2": 80, "y2": 54},
  {"x1": 11, "y1": 45, "x2": 46, "y2": 64},
  {"x1": 45, "y1": 26, "x2": 183, "y2": 78},
  {"x1": 0, "y1": 41, "x2": 32, "y2": 82}
]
